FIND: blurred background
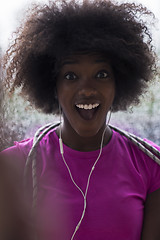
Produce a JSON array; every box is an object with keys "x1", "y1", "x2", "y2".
[{"x1": 0, "y1": 0, "x2": 160, "y2": 150}]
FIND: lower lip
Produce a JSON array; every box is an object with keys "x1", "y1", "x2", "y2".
[{"x1": 75, "y1": 106, "x2": 99, "y2": 121}]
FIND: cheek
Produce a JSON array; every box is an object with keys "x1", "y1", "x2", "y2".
[
  {"x1": 103, "y1": 84, "x2": 115, "y2": 104},
  {"x1": 57, "y1": 86, "x2": 72, "y2": 112},
  {"x1": 111, "y1": 87, "x2": 116, "y2": 102},
  {"x1": 57, "y1": 83, "x2": 67, "y2": 102}
]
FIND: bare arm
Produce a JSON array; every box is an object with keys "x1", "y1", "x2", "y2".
[
  {"x1": 141, "y1": 188, "x2": 160, "y2": 240},
  {"x1": 0, "y1": 154, "x2": 31, "y2": 240}
]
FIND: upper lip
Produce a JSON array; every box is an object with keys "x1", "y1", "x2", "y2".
[{"x1": 75, "y1": 99, "x2": 101, "y2": 105}]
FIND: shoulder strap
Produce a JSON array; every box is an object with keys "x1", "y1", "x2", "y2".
[
  {"x1": 24, "y1": 123, "x2": 160, "y2": 213},
  {"x1": 24, "y1": 122, "x2": 60, "y2": 210},
  {"x1": 110, "y1": 125, "x2": 160, "y2": 165}
]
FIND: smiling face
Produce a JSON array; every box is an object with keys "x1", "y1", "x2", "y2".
[{"x1": 57, "y1": 53, "x2": 115, "y2": 141}]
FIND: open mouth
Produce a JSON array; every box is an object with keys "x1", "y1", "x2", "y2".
[{"x1": 75, "y1": 103, "x2": 100, "y2": 120}]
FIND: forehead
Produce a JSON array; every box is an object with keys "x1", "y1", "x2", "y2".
[{"x1": 60, "y1": 53, "x2": 111, "y2": 66}]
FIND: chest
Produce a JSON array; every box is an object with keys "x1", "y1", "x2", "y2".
[{"x1": 36, "y1": 149, "x2": 146, "y2": 240}]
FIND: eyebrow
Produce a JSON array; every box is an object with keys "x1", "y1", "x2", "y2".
[
  {"x1": 61, "y1": 60, "x2": 79, "y2": 66},
  {"x1": 95, "y1": 59, "x2": 109, "y2": 63},
  {"x1": 61, "y1": 59, "x2": 109, "y2": 66}
]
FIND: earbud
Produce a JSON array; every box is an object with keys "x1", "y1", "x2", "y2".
[{"x1": 59, "y1": 138, "x2": 64, "y2": 154}]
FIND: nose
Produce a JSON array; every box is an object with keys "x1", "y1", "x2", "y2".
[
  {"x1": 77, "y1": 75, "x2": 98, "y2": 98},
  {"x1": 77, "y1": 88, "x2": 97, "y2": 98}
]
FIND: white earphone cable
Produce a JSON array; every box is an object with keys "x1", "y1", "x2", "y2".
[
  {"x1": 59, "y1": 125, "x2": 107, "y2": 240},
  {"x1": 58, "y1": 109, "x2": 111, "y2": 240}
]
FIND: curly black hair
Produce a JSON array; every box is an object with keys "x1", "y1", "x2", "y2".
[{"x1": 4, "y1": 0, "x2": 157, "y2": 113}]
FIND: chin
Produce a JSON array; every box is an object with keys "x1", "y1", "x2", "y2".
[{"x1": 74, "y1": 125, "x2": 103, "y2": 138}]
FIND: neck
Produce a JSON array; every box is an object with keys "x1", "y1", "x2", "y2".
[{"x1": 57, "y1": 124, "x2": 112, "y2": 152}]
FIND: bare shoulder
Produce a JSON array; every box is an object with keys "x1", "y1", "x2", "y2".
[{"x1": 141, "y1": 188, "x2": 160, "y2": 240}]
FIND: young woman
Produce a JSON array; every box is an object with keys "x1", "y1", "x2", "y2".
[{"x1": 2, "y1": 0, "x2": 160, "y2": 239}]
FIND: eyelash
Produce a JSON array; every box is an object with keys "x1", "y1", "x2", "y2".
[
  {"x1": 64, "y1": 70, "x2": 109, "y2": 80},
  {"x1": 64, "y1": 72, "x2": 78, "y2": 80},
  {"x1": 96, "y1": 70, "x2": 109, "y2": 79}
]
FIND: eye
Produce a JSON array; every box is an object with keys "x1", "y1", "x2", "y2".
[
  {"x1": 96, "y1": 70, "x2": 109, "y2": 79},
  {"x1": 64, "y1": 72, "x2": 78, "y2": 80}
]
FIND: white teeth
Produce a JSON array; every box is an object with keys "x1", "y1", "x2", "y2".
[{"x1": 76, "y1": 103, "x2": 99, "y2": 110}]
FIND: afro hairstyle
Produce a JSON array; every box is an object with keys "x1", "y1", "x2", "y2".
[{"x1": 4, "y1": 0, "x2": 157, "y2": 113}]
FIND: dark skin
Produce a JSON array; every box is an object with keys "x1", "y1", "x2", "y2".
[
  {"x1": 56, "y1": 53, "x2": 115, "y2": 151},
  {"x1": 141, "y1": 188, "x2": 160, "y2": 240},
  {"x1": 0, "y1": 154, "x2": 31, "y2": 240}
]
